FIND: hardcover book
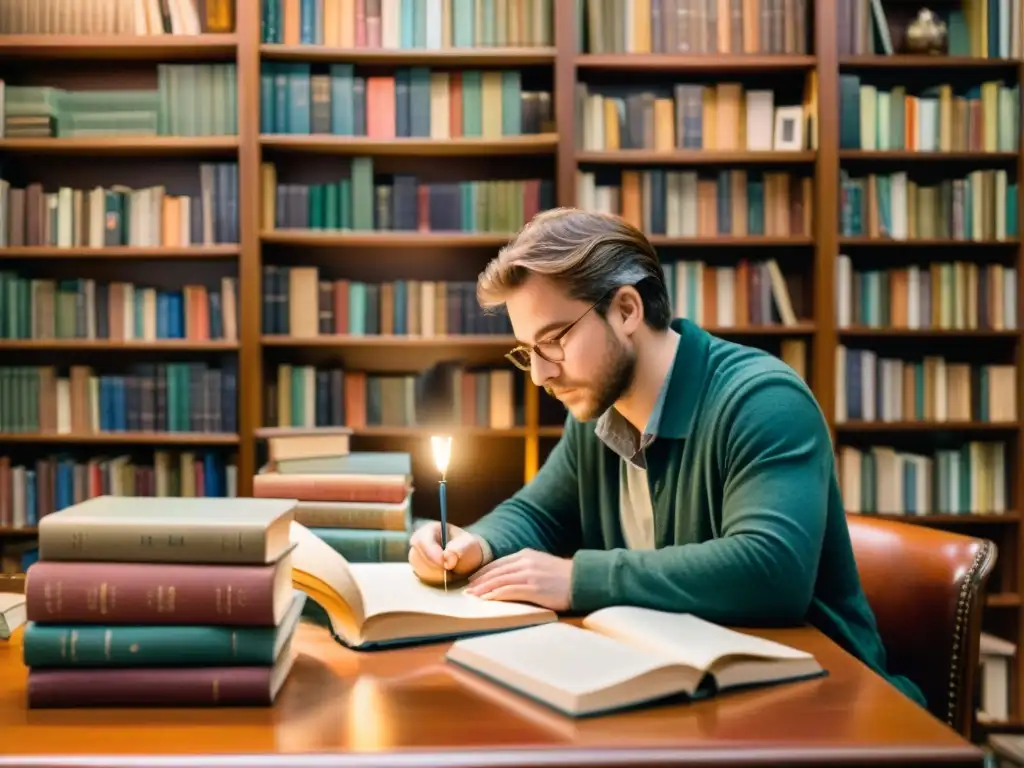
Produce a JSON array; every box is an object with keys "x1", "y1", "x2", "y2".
[
  {"x1": 36, "y1": 495, "x2": 297, "y2": 564},
  {"x1": 446, "y1": 606, "x2": 826, "y2": 717}
]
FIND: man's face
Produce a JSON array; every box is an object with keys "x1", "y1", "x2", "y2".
[{"x1": 504, "y1": 275, "x2": 636, "y2": 421}]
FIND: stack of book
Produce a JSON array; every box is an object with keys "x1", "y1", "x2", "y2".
[
  {"x1": 20, "y1": 495, "x2": 302, "y2": 708},
  {"x1": 254, "y1": 427, "x2": 415, "y2": 564}
]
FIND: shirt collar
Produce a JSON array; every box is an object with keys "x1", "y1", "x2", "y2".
[{"x1": 594, "y1": 318, "x2": 707, "y2": 461}]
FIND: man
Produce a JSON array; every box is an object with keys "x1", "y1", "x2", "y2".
[{"x1": 408, "y1": 207, "x2": 926, "y2": 707}]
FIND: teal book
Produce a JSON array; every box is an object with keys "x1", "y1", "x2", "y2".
[
  {"x1": 445, "y1": 607, "x2": 826, "y2": 718},
  {"x1": 289, "y1": 521, "x2": 555, "y2": 650},
  {"x1": 23, "y1": 591, "x2": 306, "y2": 669},
  {"x1": 272, "y1": 450, "x2": 411, "y2": 476}
]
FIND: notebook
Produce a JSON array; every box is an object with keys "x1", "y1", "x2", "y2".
[
  {"x1": 445, "y1": 605, "x2": 825, "y2": 717},
  {"x1": 289, "y1": 521, "x2": 556, "y2": 649}
]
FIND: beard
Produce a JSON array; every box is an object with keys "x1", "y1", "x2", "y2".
[{"x1": 546, "y1": 322, "x2": 636, "y2": 421}]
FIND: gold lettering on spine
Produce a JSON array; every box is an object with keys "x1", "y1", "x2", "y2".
[
  {"x1": 149, "y1": 586, "x2": 177, "y2": 614},
  {"x1": 231, "y1": 632, "x2": 237, "y2": 657},
  {"x1": 43, "y1": 580, "x2": 63, "y2": 615},
  {"x1": 104, "y1": 630, "x2": 111, "y2": 661},
  {"x1": 99, "y1": 582, "x2": 109, "y2": 615},
  {"x1": 212, "y1": 679, "x2": 220, "y2": 703},
  {"x1": 70, "y1": 630, "x2": 78, "y2": 661},
  {"x1": 59, "y1": 631, "x2": 67, "y2": 660}
]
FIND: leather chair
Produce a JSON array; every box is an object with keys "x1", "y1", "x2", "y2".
[{"x1": 845, "y1": 514, "x2": 997, "y2": 737}]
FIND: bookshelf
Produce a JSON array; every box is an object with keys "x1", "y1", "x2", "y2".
[{"x1": 1, "y1": 0, "x2": 1023, "y2": 737}]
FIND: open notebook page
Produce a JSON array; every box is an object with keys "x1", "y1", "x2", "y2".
[
  {"x1": 352, "y1": 562, "x2": 559, "y2": 622},
  {"x1": 583, "y1": 606, "x2": 815, "y2": 671}
]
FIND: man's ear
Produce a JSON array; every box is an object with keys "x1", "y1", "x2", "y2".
[{"x1": 613, "y1": 286, "x2": 644, "y2": 335}]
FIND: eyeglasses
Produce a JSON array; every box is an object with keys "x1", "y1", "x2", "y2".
[{"x1": 505, "y1": 290, "x2": 612, "y2": 372}]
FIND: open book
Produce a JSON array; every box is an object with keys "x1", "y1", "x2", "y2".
[
  {"x1": 289, "y1": 522, "x2": 556, "y2": 649},
  {"x1": 445, "y1": 605, "x2": 825, "y2": 717}
]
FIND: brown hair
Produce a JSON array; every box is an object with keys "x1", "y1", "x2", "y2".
[{"x1": 477, "y1": 208, "x2": 672, "y2": 330}]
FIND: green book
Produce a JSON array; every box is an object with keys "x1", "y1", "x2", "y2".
[{"x1": 23, "y1": 592, "x2": 305, "y2": 668}]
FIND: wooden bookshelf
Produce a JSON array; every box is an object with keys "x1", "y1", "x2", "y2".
[{"x1": 2, "y1": 0, "x2": 1024, "y2": 736}]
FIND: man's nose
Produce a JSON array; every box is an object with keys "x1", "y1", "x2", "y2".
[{"x1": 530, "y1": 352, "x2": 559, "y2": 387}]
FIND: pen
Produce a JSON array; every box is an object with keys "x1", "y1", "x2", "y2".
[
  {"x1": 440, "y1": 477, "x2": 448, "y2": 593},
  {"x1": 431, "y1": 435, "x2": 453, "y2": 594}
]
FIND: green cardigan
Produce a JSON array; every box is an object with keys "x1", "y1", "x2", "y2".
[{"x1": 467, "y1": 318, "x2": 926, "y2": 707}]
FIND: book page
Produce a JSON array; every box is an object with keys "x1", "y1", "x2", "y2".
[
  {"x1": 447, "y1": 622, "x2": 697, "y2": 701},
  {"x1": 350, "y1": 563, "x2": 555, "y2": 622},
  {"x1": 583, "y1": 606, "x2": 815, "y2": 671},
  {"x1": 288, "y1": 522, "x2": 365, "y2": 625}
]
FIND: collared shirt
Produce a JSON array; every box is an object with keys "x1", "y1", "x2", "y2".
[{"x1": 593, "y1": 333, "x2": 681, "y2": 549}]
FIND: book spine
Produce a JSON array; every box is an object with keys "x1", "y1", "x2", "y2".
[
  {"x1": 23, "y1": 623, "x2": 278, "y2": 668},
  {"x1": 37, "y1": 522, "x2": 271, "y2": 564},
  {"x1": 252, "y1": 474, "x2": 408, "y2": 503},
  {"x1": 27, "y1": 666, "x2": 275, "y2": 708},
  {"x1": 25, "y1": 561, "x2": 278, "y2": 625}
]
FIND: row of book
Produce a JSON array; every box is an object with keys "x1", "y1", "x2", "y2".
[
  {"x1": 660, "y1": 258, "x2": 801, "y2": 330},
  {"x1": 0, "y1": 275, "x2": 239, "y2": 343},
  {"x1": 262, "y1": 160, "x2": 555, "y2": 233},
  {"x1": 261, "y1": 63, "x2": 552, "y2": 138},
  {"x1": 838, "y1": 76, "x2": 1019, "y2": 153},
  {"x1": 577, "y1": 169, "x2": 814, "y2": 239},
  {"x1": 0, "y1": 451, "x2": 240, "y2": 530},
  {"x1": 265, "y1": 363, "x2": 518, "y2": 431},
  {"x1": 0, "y1": 0, "x2": 232, "y2": 35},
  {"x1": 838, "y1": 170, "x2": 1018, "y2": 241},
  {"x1": 576, "y1": 82, "x2": 809, "y2": 152},
  {"x1": 834, "y1": 350, "x2": 1017, "y2": 424},
  {"x1": 579, "y1": 0, "x2": 808, "y2": 55},
  {"x1": 0, "y1": 362, "x2": 239, "y2": 436},
  {"x1": 261, "y1": 0, "x2": 554, "y2": 48},
  {"x1": 836, "y1": 441, "x2": 1008, "y2": 516},
  {"x1": 261, "y1": 270, "x2": 511, "y2": 338},
  {"x1": 0, "y1": 164, "x2": 240, "y2": 249},
  {"x1": 2, "y1": 66, "x2": 237, "y2": 139},
  {"x1": 834, "y1": 257, "x2": 1019, "y2": 332},
  {"x1": 839, "y1": 0, "x2": 1020, "y2": 59}
]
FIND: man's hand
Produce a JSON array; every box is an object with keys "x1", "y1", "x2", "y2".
[
  {"x1": 464, "y1": 548, "x2": 573, "y2": 611},
  {"x1": 409, "y1": 521, "x2": 484, "y2": 585}
]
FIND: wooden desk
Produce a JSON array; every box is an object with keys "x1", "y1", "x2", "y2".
[{"x1": 0, "y1": 620, "x2": 984, "y2": 768}]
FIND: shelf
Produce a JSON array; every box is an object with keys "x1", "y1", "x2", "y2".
[
  {"x1": 839, "y1": 55, "x2": 1019, "y2": 69},
  {"x1": 708, "y1": 323, "x2": 817, "y2": 336},
  {"x1": 838, "y1": 327, "x2": 1018, "y2": 339},
  {"x1": 836, "y1": 421, "x2": 1019, "y2": 432},
  {"x1": 0, "y1": 137, "x2": 240, "y2": 156},
  {"x1": 840, "y1": 150, "x2": 1018, "y2": 161},
  {"x1": 348, "y1": 426, "x2": 529, "y2": 438},
  {"x1": 648, "y1": 236, "x2": 814, "y2": 247},
  {"x1": 262, "y1": 335, "x2": 515, "y2": 347},
  {"x1": 0, "y1": 340, "x2": 238, "y2": 351},
  {"x1": 576, "y1": 54, "x2": 816, "y2": 71},
  {"x1": 261, "y1": 231, "x2": 514, "y2": 248},
  {"x1": 577, "y1": 150, "x2": 815, "y2": 165},
  {"x1": 838, "y1": 237, "x2": 1019, "y2": 247},
  {"x1": 0, "y1": 35, "x2": 238, "y2": 60},
  {"x1": 260, "y1": 134, "x2": 559, "y2": 156},
  {"x1": 0, "y1": 246, "x2": 240, "y2": 260},
  {"x1": 0, "y1": 433, "x2": 240, "y2": 445},
  {"x1": 259, "y1": 45, "x2": 557, "y2": 66}
]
